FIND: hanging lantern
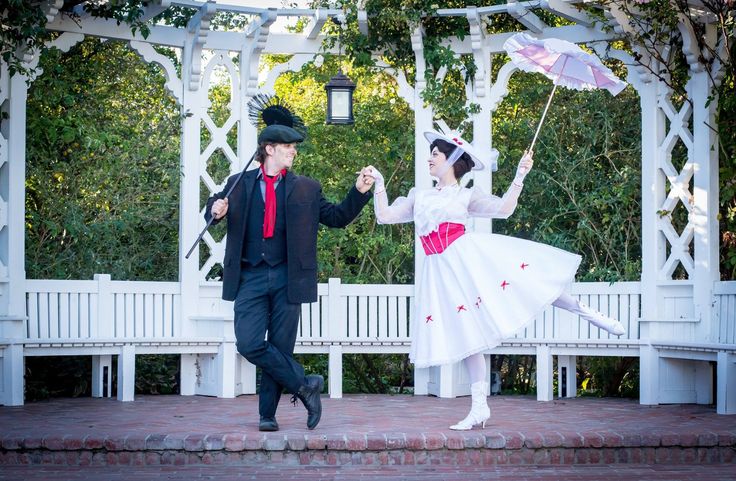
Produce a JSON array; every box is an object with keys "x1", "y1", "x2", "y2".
[{"x1": 325, "y1": 68, "x2": 356, "y2": 125}]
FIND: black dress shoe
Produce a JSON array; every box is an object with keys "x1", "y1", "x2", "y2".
[
  {"x1": 259, "y1": 416, "x2": 279, "y2": 432},
  {"x1": 291, "y1": 374, "x2": 324, "y2": 430}
]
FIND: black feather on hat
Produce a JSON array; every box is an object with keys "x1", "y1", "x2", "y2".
[{"x1": 247, "y1": 94, "x2": 307, "y2": 144}]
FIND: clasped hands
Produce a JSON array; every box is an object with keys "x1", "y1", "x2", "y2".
[{"x1": 210, "y1": 151, "x2": 534, "y2": 219}]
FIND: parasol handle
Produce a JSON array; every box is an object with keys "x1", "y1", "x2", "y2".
[
  {"x1": 528, "y1": 83, "x2": 558, "y2": 153},
  {"x1": 184, "y1": 151, "x2": 257, "y2": 260}
]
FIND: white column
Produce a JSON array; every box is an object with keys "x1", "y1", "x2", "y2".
[
  {"x1": 637, "y1": 79, "x2": 667, "y2": 328},
  {"x1": 639, "y1": 342, "x2": 660, "y2": 405},
  {"x1": 557, "y1": 355, "x2": 577, "y2": 398},
  {"x1": 689, "y1": 70, "x2": 719, "y2": 341},
  {"x1": 117, "y1": 344, "x2": 136, "y2": 402},
  {"x1": 327, "y1": 278, "x2": 343, "y2": 398},
  {"x1": 410, "y1": 25, "x2": 434, "y2": 279},
  {"x1": 328, "y1": 344, "x2": 343, "y2": 399},
  {"x1": 717, "y1": 351, "x2": 736, "y2": 415},
  {"x1": 0, "y1": 63, "x2": 29, "y2": 406},
  {"x1": 92, "y1": 354, "x2": 113, "y2": 398},
  {"x1": 178, "y1": 31, "x2": 205, "y2": 394},
  {"x1": 179, "y1": 33, "x2": 203, "y2": 339},
  {"x1": 535, "y1": 344, "x2": 553, "y2": 401}
]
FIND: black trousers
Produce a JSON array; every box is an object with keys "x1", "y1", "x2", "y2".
[{"x1": 233, "y1": 262, "x2": 304, "y2": 418}]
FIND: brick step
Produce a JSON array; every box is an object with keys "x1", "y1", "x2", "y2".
[
  {"x1": 2, "y1": 395, "x2": 735, "y2": 466},
  {"x1": 2, "y1": 431, "x2": 734, "y2": 466}
]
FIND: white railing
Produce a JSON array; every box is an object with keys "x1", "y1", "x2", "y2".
[
  {"x1": 16, "y1": 276, "x2": 736, "y2": 409},
  {"x1": 25, "y1": 276, "x2": 641, "y2": 345},
  {"x1": 297, "y1": 281, "x2": 413, "y2": 344},
  {"x1": 715, "y1": 281, "x2": 736, "y2": 344},
  {"x1": 512, "y1": 282, "x2": 641, "y2": 342},
  {"x1": 25, "y1": 275, "x2": 181, "y2": 341}
]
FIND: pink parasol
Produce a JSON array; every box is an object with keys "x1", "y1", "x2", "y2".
[{"x1": 503, "y1": 32, "x2": 627, "y2": 152}]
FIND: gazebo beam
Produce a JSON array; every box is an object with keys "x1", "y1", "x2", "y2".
[
  {"x1": 304, "y1": 9, "x2": 328, "y2": 40},
  {"x1": 508, "y1": 0, "x2": 548, "y2": 34},
  {"x1": 541, "y1": 0, "x2": 595, "y2": 27}
]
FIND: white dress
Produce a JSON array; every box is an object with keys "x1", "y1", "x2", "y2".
[{"x1": 375, "y1": 183, "x2": 581, "y2": 368}]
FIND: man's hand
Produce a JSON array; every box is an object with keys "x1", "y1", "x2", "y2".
[
  {"x1": 211, "y1": 198, "x2": 229, "y2": 220},
  {"x1": 355, "y1": 167, "x2": 375, "y2": 193}
]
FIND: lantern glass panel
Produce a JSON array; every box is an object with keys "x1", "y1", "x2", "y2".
[{"x1": 331, "y1": 89, "x2": 350, "y2": 119}]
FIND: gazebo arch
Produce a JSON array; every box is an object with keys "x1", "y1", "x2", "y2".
[{"x1": 0, "y1": 1, "x2": 732, "y2": 413}]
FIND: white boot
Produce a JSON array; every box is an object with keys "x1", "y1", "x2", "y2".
[
  {"x1": 449, "y1": 381, "x2": 490, "y2": 431},
  {"x1": 576, "y1": 302, "x2": 626, "y2": 335}
]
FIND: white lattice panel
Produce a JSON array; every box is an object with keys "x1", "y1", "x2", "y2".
[
  {"x1": 199, "y1": 51, "x2": 240, "y2": 282},
  {"x1": 656, "y1": 79, "x2": 696, "y2": 280}
]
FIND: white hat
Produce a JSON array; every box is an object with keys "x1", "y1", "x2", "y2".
[{"x1": 423, "y1": 128, "x2": 499, "y2": 172}]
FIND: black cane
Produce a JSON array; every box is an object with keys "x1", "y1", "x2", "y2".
[{"x1": 184, "y1": 151, "x2": 257, "y2": 259}]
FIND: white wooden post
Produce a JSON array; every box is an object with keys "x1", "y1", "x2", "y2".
[
  {"x1": 179, "y1": 10, "x2": 210, "y2": 395},
  {"x1": 557, "y1": 355, "x2": 577, "y2": 398},
  {"x1": 180, "y1": 353, "x2": 197, "y2": 396},
  {"x1": 94, "y1": 274, "x2": 113, "y2": 338},
  {"x1": 410, "y1": 22, "x2": 434, "y2": 279},
  {"x1": 117, "y1": 344, "x2": 136, "y2": 401},
  {"x1": 690, "y1": 69, "x2": 719, "y2": 340},
  {"x1": 91, "y1": 355, "x2": 113, "y2": 398},
  {"x1": 217, "y1": 342, "x2": 236, "y2": 398},
  {"x1": 236, "y1": 357, "x2": 257, "y2": 395},
  {"x1": 413, "y1": 366, "x2": 429, "y2": 396},
  {"x1": 328, "y1": 344, "x2": 343, "y2": 399},
  {"x1": 535, "y1": 344, "x2": 553, "y2": 401},
  {"x1": 0, "y1": 62, "x2": 29, "y2": 406},
  {"x1": 639, "y1": 341, "x2": 660, "y2": 405},
  {"x1": 636, "y1": 72, "x2": 666, "y2": 405},
  {"x1": 695, "y1": 360, "x2": 713, "y2": 405},
  {"x1": 327, "y1": 278, "x2": 343, "y2": 398},
  {"x1": 468, "y1": 6, "x2": 493, "y2": 236},
  {"x1": 717, "y1": 351, "x2": 736, "y2": 415}
]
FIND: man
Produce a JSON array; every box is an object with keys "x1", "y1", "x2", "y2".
[{"x1": 206, "y1": 122, "x2": 373, "y2": 431}]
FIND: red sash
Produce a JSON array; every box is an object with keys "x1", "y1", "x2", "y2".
[{"x1": 419, "y1": 222, "x2": 465, "y2": 255}]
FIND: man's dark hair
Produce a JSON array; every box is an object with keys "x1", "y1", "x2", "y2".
[{"x1": 255, "y1": 143, "x2": 273, "y2": 164}]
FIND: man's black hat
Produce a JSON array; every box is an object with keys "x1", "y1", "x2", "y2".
[
  {"x1": 258, "y1": 124, "x2": 304, "y2": 144},
  {"x1": 247, "y1": 94, "x2": 307, "y2": 145}
]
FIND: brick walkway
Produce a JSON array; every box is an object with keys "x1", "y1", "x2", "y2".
[
  {"x1": 1, "y1": 464, "x2": 736, "y2": 481},
  {"x1": 1, "y1": 394, "x2": 735, "y2": 467}
]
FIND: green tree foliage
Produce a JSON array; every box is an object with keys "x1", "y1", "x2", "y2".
[
  {"x1": 276, "y1": 56, "x2": 417, "y2": 283},
  {"x1": 25, "y1": 39, "x2": 181, "y2": 281},
  {"x1": 492, "y1": 71, "x2": 642, "y2": 282}
]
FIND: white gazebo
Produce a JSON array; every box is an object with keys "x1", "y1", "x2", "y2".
[{"x1": 0, "y1": 1, "x2": 733, "y2": 413}]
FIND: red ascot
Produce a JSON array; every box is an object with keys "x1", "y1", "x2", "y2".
[{"x1": 261, "y1": 164, "x2": 287, "y2": 238}]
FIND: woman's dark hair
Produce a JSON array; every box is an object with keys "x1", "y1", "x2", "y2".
[{"x1": 430, "y1": 139, "x2": 475, "y2": 179}]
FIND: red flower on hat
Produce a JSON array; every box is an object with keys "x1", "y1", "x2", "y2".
[
  {"x1": 501, "y1": 280, "x2": 510, "y2": 290},
  {"x1": 425, "y1": 315, "x2": 433, "y2": 323},
  {"x1": 521, "y1": 263, "x2": 529, "y2": 270},
  {"x1": 457, "y1": 305, "x2": 467, "y2": 313}
]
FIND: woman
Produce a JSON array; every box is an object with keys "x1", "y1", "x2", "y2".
[{"x1": 364, "y1": 130, "x2": 625, "y2": 431}]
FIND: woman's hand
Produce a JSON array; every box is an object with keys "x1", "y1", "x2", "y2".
[
  {"x1": 514, "y1": 150, "x2": 534, "y2": 185},
  {"x1": 363, "y1": 165, "x2": 385, "y2": 192}
]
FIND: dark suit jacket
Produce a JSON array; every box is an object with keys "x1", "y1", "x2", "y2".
[{"x1": 205, "y1": 169, "x2": 371, "y2": 303}]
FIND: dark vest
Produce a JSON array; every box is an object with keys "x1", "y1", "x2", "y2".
[{"x1": 242, "y1": 178, "x2": 287, "y2": 266}]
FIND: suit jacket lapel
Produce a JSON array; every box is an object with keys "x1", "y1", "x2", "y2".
[
  {"x1": 284, "y1": 170, "x2": 296, "y2": 200},
  {"x1": 239, "y1": 168, "x2": 259, "y2": 237}
]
